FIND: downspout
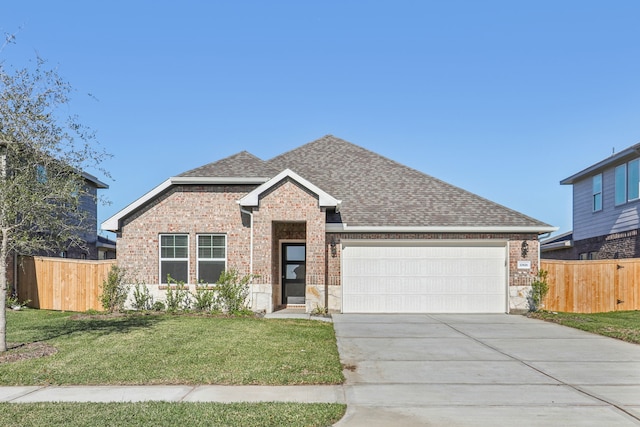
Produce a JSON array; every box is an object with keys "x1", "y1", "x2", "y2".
[{"x1": 239, "y1": 207, "x2": 254, "y2": 308}]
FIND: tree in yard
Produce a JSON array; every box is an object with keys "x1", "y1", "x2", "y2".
[{"x1": 0, "y1": 49, "x2": 110, "y2": 351}]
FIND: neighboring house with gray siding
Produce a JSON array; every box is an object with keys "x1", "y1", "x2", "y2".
[
  {"x1": 4, "y1": 169, "x2": 109, "y2": 290},
  {"x1": 104, "y1": 135, "x2": 555, "y2": 314},
  {"x1": 543, "y1": 142, "x2": 640, "y2": 260}
]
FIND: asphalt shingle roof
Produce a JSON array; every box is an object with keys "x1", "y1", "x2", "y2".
[
  {"x1": 179, "y1": 135, "x2": 551, "y2": 229},
  {"x1": 179, "y1": 151, "x2": 279, "y2": 178}
]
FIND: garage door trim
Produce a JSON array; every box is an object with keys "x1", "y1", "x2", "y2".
[{"x1": 340, "y1": 239, "x2": 509, "y2": 313}]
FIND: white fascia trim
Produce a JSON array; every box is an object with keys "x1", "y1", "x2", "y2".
[
  {"x1": 171, "y1": 176, "x2": 270, "y2": 185},
  {"x1": 238, "y1": 168, "x2": 342, "y2": 209},
  {"x1": 325, "y1": 224, "x2": 559, "y2": 234},
  {"x1": 540, "y1": 230, "x2": 574, "y2": 244},
  {"x1": 541, "y1": 240, "x2": 574, "y2": 251},
  {"x1": 101, "y1": 178, "x2": 172, "y2": 232},
  {"x1": 101, "y1": 176, "x2": 269, "y2": 232}
]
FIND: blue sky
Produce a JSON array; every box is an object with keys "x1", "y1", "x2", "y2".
[{"x1": 3, "y1": 1, "x2": 640, "y2": 238}]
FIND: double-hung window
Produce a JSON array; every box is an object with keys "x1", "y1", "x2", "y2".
[
  {"x1": 197, "y1": 234, "x2": 226, "y2": 284},
  {"x1": 593, "y1": 174, "x2": 602, "y2": 212},
  {"x1": 615, "y1": 159, "x2": 640, "y2": 206},
  {"x1": 592, "y1": 174, "x2": 602, "y2": 212},
  {"x1": 160, "y1": 234, "x2": 189, "y2": 284}
]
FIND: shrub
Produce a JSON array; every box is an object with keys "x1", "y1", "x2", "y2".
[
  {"x1": 215, "y1": 270, "x2": 252, "y2": 314},
  {"x1": 193, "y1": 284, "x2": 217, "y2": 312},
  {"x1": 530, "y1": 269, "x2": 549, "y2": 311},
  {"x1": 165, "y1": 276, "x2": 190, "y2": 312},
  {"x1": 132, "y1": 282, "x2": 153, "y2": 311},
  {"x1": 100, "y1": 265, "x2": 130, "y2": 313},
  {"x1": 152, "y1": 300, "x2": 166, "y2": 311},
  {"x1": 5, "y1": 285, "x2": 30, "y2": 310}
]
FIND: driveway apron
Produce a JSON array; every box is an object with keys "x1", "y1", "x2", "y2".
[{"x1": 333, "y1": 314, "x2": 640, "y2": 427}]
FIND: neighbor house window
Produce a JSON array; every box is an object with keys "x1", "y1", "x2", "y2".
[
  {"x1": 592, "y1": 174, "x2": 602, "y2": 212},
  {"x1": 160, "y1": 234, "x2": 189, "y2": 284},
  {"x1": 615, "y1": 159, "x2": 640, "y2": 205},
  {"x1": 629, "y1": 159, "x2": 640, "y2": 201},
  {"x1": 36, "y1": 164, "x2": 47, "y2": 183},
  {"x1": 197, "y1": 234, "x2": 226, "y2": 284}
]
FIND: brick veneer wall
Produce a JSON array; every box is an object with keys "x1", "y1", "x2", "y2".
[
  {"x1": 118, "y1": 185, "x2": 254, "y2": 284},
  {"x1": 326, "y1": 232, "x2": 540, "y2": 284},
  {"x1": 116, "y1": 180, "x2": 542, "y2": 313},
  {"x1": 541, "y1": 247, "x2": 578, "y2": 260},
  {"x1": 572, "y1": 230, "x2": 640, "y2": 259},
  {"x1": 251, "y1": 179, "x2": 326, "y2": 309}
]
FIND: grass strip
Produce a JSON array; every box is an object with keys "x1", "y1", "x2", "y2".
[
  {"x1": 1, "y1": 310, "x2": 344, "y2": 386},
  {"x1": 528, "y1": 310, "x2": 640, "y2": 344},
  {"x1": 0, "y1": 402, "x2": 346, "y2": 427}
]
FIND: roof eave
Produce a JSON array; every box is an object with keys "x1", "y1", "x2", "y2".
[
  {"x1": 101, "y1": 176, "x2": 270, "y2": 232},
  {"x1": 540, "y1": 240, "x2": 574, "y2": 251},
  {"x1": 561, "y1": 143, "x2": 640, "y2": 185},
  {"x1": 325, "y1": 224, "x2": 559, "y2": 234},
  {"x1": 81, "y1": 171, "x2": 109, "y2": 189}
]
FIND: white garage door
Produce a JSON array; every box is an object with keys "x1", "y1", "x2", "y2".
[{"x1": 342, "y1": 241, "x2": 507, "y2": 313}]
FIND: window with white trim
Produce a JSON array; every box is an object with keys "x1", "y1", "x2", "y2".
[
  {"x1": 160, "y1": 234, "x2": 189, "y2": 284},
  {"x1": 629, "y1": 159, "x2": 640, "y2": 201},
  {"x1": 197, "y1": 234, "x2": 226, "y2": 284},
  {"x1": 592, "y1": 174, "x2": 602, "y2": 212},
  {"x1": 615, "y1": 159, "x2": 640, "y2": 206}
]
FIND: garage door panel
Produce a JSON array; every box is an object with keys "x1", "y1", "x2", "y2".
[{"x1": 342, "y1": 243, "x2": 507, "y2": 313}]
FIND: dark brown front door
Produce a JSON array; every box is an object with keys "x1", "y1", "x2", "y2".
[{"x1": 282, "y1": 243, "x2": 306, "y2": 305}]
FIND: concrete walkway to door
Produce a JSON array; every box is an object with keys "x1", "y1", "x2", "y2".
[{"x1": 333, "y1": 313, "x2": 640, "y2": 427}]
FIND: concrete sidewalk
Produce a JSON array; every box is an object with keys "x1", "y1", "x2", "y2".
[{"x1": 0, "y1": 385, "x2": 345, "y2": 404}]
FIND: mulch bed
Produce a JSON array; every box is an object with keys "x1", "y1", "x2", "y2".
[{"x1": 0, "y1": 342, "x2": 58, "y2": 364}]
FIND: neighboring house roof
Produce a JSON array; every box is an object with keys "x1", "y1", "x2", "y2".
[
  {"x1": 102, "y1": 135, "x2": 555, "y2": 233},
  {"x1": 540, "y1": 231, "x2": 574, "y2": 252},
  {"x1": 82, "y1": 170, "x2": 109, "y2": 189},
  {"x1": 97, "y1": 235, "x2": 116, "y2": 249},
  {"x1": 561, "y1": 143, "x2": 640, "y2": 185}
]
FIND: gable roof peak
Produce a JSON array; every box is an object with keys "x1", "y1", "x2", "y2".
[
  {"x1": 179, "y1": 150, "x2": 277, "y2": 178},
  {"x1": 238, "y1": 168, "x2": 341, "y2": 209}
]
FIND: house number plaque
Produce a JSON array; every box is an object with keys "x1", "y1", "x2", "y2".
[{"x1": 517, "y1": 260, "x2": 531, "y2": 269}]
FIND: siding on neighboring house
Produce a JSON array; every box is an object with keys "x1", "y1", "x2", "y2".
[{"x1": 573, "y1": 166, "x2": 640, "y2": 241}]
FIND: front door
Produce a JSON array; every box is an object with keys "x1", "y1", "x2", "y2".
[{"x1": 282, "y1": 243, "x2": 306, "y2": 305}]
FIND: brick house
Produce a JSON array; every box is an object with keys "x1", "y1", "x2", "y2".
[
  {"x1": 543, "y1": 142, "x2": 640, "y2": 260},
  {"x1": 103, "y1": 135, "x2": 555, "y2": 313}
]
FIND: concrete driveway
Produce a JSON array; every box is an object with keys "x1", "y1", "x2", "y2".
[{"x1": 333, "y1": 314, "x2": 640, "y2": 427}]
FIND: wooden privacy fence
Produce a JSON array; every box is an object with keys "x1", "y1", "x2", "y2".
[
  {"x1": 17, "y1": 256, "x2": 116, "y2": 312},
  {"x1": 541, "y1": 259, "x2": 640, "y2": 313}
]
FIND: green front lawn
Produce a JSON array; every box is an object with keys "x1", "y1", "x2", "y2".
[
  {"x1": 0, "y1": 310, "x2": 344, "y2": 386},
  {"x1": 0, "y1": 402, "x2": 346, "y2": 427},
  {"x1": 528, "y1": 310, "x2": 640, "y2": 344}
]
